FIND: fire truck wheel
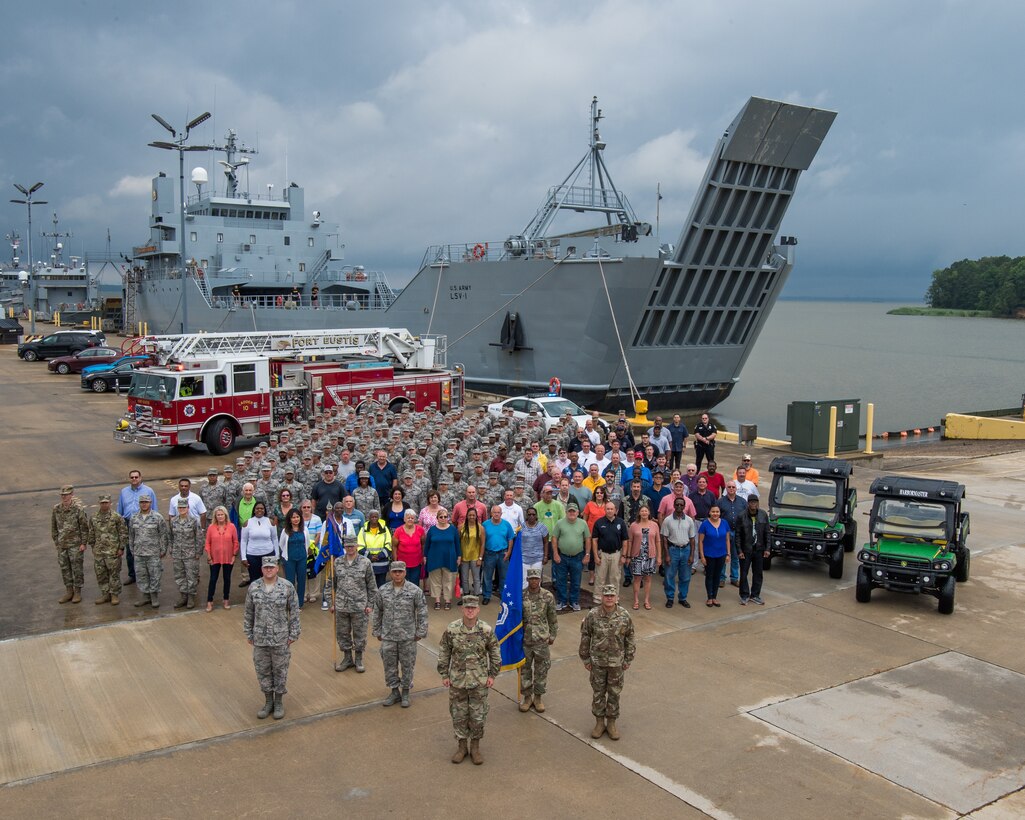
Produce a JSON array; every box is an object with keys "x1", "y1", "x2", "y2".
[{"x1": 205, "y1": 419, "x2": 236, "y2": 455}]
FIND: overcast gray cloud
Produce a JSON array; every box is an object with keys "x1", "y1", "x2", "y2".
[{"x1": 3, "y1": 0, "x2": 1023, "y2": 298}]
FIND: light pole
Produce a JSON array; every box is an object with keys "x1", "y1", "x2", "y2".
[
  {"x1": 149, "y1": 111, "x2": 213, "y2": 334},
  {"x1": 10, "y1": 182, "x2": 47, "y2": 334}
]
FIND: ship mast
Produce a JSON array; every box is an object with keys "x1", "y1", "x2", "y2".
[
  {"x1": 216, "y1": 130, "x2": 258, "y2": 198},
  {"x1": 517, "y1": 96, "x2": 645, "y2": 245}
]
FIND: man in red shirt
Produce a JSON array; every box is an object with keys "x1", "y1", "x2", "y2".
[
  {"x1": 699, "y1": 461, "x2": 726, "y2": 497},
  {"x1": 451, "y1": 485, "x2": 488, "y2": 529}
]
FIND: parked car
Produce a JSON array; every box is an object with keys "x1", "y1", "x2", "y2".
[
  {"x1": 18, "y1": 330, "x2": 107, "y2": 361},
  {"x1": 80, "y1": 354, "x2": 153, "y2": 377},
  {"x1": 486, "y1": 394, "x2": 607, "y2": 434},
  {"x1": 48, "y1": 347, "x2": 122, "y2": 375},
  {"x1": 81, "y1": 360, "x2": 142, "y2": 393}
]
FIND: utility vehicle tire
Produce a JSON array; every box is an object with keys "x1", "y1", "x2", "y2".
[
  {"x1": 843, "y1": 521, "x2": 858, "y2": 553},
  {"x1": 954, "y1": 548, "x2": 970, "y2": 583},
  {"x1": 828, "y1": 549, "x2": 844, "y2": 580},
  {"x1": 855, "y1": 565, "x2": 872, "y2": 603},
  {"x1": 937, "y1": 575, "x2": 956, "y2": 615}
]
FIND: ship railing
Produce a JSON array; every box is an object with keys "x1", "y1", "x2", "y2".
[
  {"x1": 422, "y1": 239, "x2": 562, "y2": 267},
  {"x1": 541, "y1": 184, "x2": 634, "y2": 216},
  {"x1": 208, "y1": 291, "x2": 396, "y2": 311}
]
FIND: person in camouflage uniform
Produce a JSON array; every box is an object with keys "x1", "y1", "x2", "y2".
[
  {"x1": 352, "y1": 471, "x2": 380, "y2": 519},
  {"x1": 128, "y1": 495, "x2": 170, "y2": 608},
  {"x1": 87, "y1": 494, "x2": 128, "y2": 605},
  {"x1": 330, "y1": 535, "x2": 377, "y2": 673},
  {"x1": 170, "y1": 498, "x2": 205, "y2": 610},
  {"x1": 579, "y1": 583, "x2": 636, "y2": 741},
  {"x1": 372, "y1": 561, "x2": 428, "y2": 708},
  {"x1": 51, "y1": 485, "x2": 89, "y2": 604},
  {"x1": 438, "y1": 594, "x2": 501, "y2": 764},
  {"x1": 520, "y1": 567, "x2": 558, "y2": 713},
  {"x1": 244, "y1": 556, "x2": 301, "y2": 720},
  {"x1": 199, "y1": 468, "x2": 228, "y2": 517}
]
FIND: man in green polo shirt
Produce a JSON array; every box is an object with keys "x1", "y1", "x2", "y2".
[{"x1": 552, "y1": 503, "x2": 590, "y2": 611}]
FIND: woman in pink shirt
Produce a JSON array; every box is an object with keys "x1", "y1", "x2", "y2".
[
  {"x1": 204, "y1": 505, "x2": 239, "y2": 611},
  {"x1": 392, "y1": 509, "x2": 426, "y2": 586},
  {"x1": 626, "y1": 505, "x2": 661, "y2": 610}
]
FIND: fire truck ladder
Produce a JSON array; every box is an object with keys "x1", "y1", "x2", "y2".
[{"x1": 139, "y1": 327, "x2": 441, "y2": 369}]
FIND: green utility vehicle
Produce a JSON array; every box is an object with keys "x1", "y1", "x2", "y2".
[
  {"x1": 856, "y1": 476, "x2": 969, "y2": 615},
  {"x1": 765, "y1": 457, "x2": 856, "y2": 579}
]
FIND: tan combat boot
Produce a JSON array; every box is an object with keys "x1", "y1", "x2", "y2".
[
  {"x1": 186, "y1": 594, "x2": 196, "y2": 610},
  {"x1": 519, "y1": 694, "x2": 532, "y2": 712},
  {"x1": 94, "y1": 593, "x2": 111, "y2": 605},
  {"x1": 451, "y1": 739, "x2": 468, "y2": 764},
  {"x1": 591, "y1": 717, "x2": 606, "y2": 739},
  {"x1": 469, "y1": 738, "x2": 483, "y2": 765},
  {"x1": 605, "y1": 718, "x2": 620, "y2": 740},
  {"x1": 110, "y1": 594, "x2": 120, "y2": 606},
  {"x1": 59, "y1": 586, "x2": 74, "y2": 604},
  {"x1": 71, "y1": 588, "x2": 82, "y2": 604},
  {"x1": 174, "y1": 594, "x2": 188, "y2": 609},
  {"x1": 532, "y1": 695, "x2": 545, "y2": 713}
]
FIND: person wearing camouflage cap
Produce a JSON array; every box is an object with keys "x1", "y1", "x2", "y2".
[
  {"x1": 52, "y1": 485, "x2": 89, "y2": 604},
  {"x1": 438, "y1": 594, "x2": 501, "y2": 764},
  {"x1": 330, "y1": 535, "x2": 376, "y2": 673},
  {"x1": 87, "y1": 494, "x2": 128, "y2": 605},
  {"x1": 579, "y1": 584, "x2": 635, "y2": 741},
  {"x1": 372, "y1": 561, "x2": 428, "y2": 708},
  {"x1": 244, "y1": 556, "x2": 301, "y2": 720},
  {"x1": 520, "y1": 566, "x2": 558, "y2": 713}
]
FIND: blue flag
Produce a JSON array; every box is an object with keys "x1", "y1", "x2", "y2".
[
  {"x1": 313, "y1": 517, "x2": 344, "y2": 575},
  {"x1": 496, "y1": 532, "x2": 525, "y2": 672}
]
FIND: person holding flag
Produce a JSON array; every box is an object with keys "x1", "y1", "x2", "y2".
[
  {"x1": 495, "y1": 529, "x2": 527, "y2": 710},
  {"x1": 315, "y1": 502, "x2": 357, "y2": 611},
  {"x1": 519, "y1": 567, "x2": 558, "y2": 713}
]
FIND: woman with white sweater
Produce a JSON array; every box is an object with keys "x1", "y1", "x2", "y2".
[{"x1": 241, "y1": 501, "x2": 278, "y2": 587}]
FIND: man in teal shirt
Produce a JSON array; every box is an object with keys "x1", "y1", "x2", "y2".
[
  {"x1": 481, "y1": 505, "x2": 515, "y2": 605},
  {"x1": 552, "y1": 503, "x2": 590, "y2": 611}
]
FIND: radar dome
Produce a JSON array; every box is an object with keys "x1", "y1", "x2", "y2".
[{"x1": 191, "y1": 167, "x2": 209, "y2": 185}]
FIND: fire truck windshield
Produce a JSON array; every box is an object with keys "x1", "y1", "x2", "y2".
[{"x1": 129, "y1": 372, "x2": 177, "y2": 401}]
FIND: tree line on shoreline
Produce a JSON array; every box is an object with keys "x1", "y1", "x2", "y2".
[{"x1": 925, "y1": 256, "x2": 1025, "y2": 317}]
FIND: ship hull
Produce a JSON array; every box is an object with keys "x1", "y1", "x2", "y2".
[{"x1": 135, "y1": 251, "x2": 763, "y2": 411}]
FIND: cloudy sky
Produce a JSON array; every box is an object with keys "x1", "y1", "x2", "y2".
[{"x1": 2, "y1": 0, "x2": 1022, "y2": 298}]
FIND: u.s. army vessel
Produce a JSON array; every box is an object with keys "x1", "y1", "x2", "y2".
[{"x1": 131, "y1": 97, "x2": 835, "y2": 410}]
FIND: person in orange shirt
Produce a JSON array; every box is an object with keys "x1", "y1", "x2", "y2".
[{"x1": 731, "y1": 454, "x2": 760, "y2": 486}]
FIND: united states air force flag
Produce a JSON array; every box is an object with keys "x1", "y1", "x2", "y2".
[
  {"x1": 313, "y1": 517, "x2": 345, "y2": 575},
  {"x1": 496, "y1": 532, "x2": 525, "y2": 672}
]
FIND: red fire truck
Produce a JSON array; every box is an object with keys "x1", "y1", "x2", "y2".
[{"x1": 114, "y1": 328, "x2": 463, "y2": 454}]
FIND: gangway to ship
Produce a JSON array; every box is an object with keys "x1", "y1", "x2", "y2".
[{"x1": 127, "y1": 327, "x2": 446, "y2": 369}]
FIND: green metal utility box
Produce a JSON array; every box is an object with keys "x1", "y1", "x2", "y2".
[{"x1": 787, "y1": 399, "x2": 861, "y2": 454}]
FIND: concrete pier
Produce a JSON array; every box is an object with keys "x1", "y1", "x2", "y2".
[{"x1": 1, "y1": 337, "x2": 1024, "y2": 818}]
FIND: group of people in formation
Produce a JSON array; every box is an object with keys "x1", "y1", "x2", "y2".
[{"x1": 50, "y1": 401, "x2": 768, "y2": 757}]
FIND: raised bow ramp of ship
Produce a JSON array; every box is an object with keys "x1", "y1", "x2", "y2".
[{"x1": 608, "y1": 98, "x2": 836, "y2": 410}]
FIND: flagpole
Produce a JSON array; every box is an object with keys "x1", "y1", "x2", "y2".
[{"x1": 330, "y1": 557, "x2": 337, "y2": 667}]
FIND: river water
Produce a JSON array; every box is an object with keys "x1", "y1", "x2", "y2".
[{"x1": 697, "y1": 300, "x2": 1025, "y2": 440}]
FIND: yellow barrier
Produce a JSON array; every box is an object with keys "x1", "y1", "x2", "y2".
[
  {"x1": 944, "y1": 413, "x2": 1025, "y2": 440},
  {"x1": 827, "y1": 405, "x2": 837, "y2": 458}
]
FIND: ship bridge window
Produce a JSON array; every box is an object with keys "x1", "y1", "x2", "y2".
[
  {"x1": 229, "y1": 209, "x2": 238, "y2": 218},
  {"x1": 284, "y1": 236, "x2": 290, "y2": 246},
  {"x1": 246, "y1": 211, "x2": 254, "y2": 219}
]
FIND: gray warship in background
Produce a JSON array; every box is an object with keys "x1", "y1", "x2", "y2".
[{"x1": 131, "y1": 97, "x2": 835, "y2": 410}]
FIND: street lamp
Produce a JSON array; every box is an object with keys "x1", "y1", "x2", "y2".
[
  {"x1": 10, "y1": 182, "x2": 47, "y2": 334},
  {"x1": 149, "y1": 111, "x2": 213, "y2": 334}
]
